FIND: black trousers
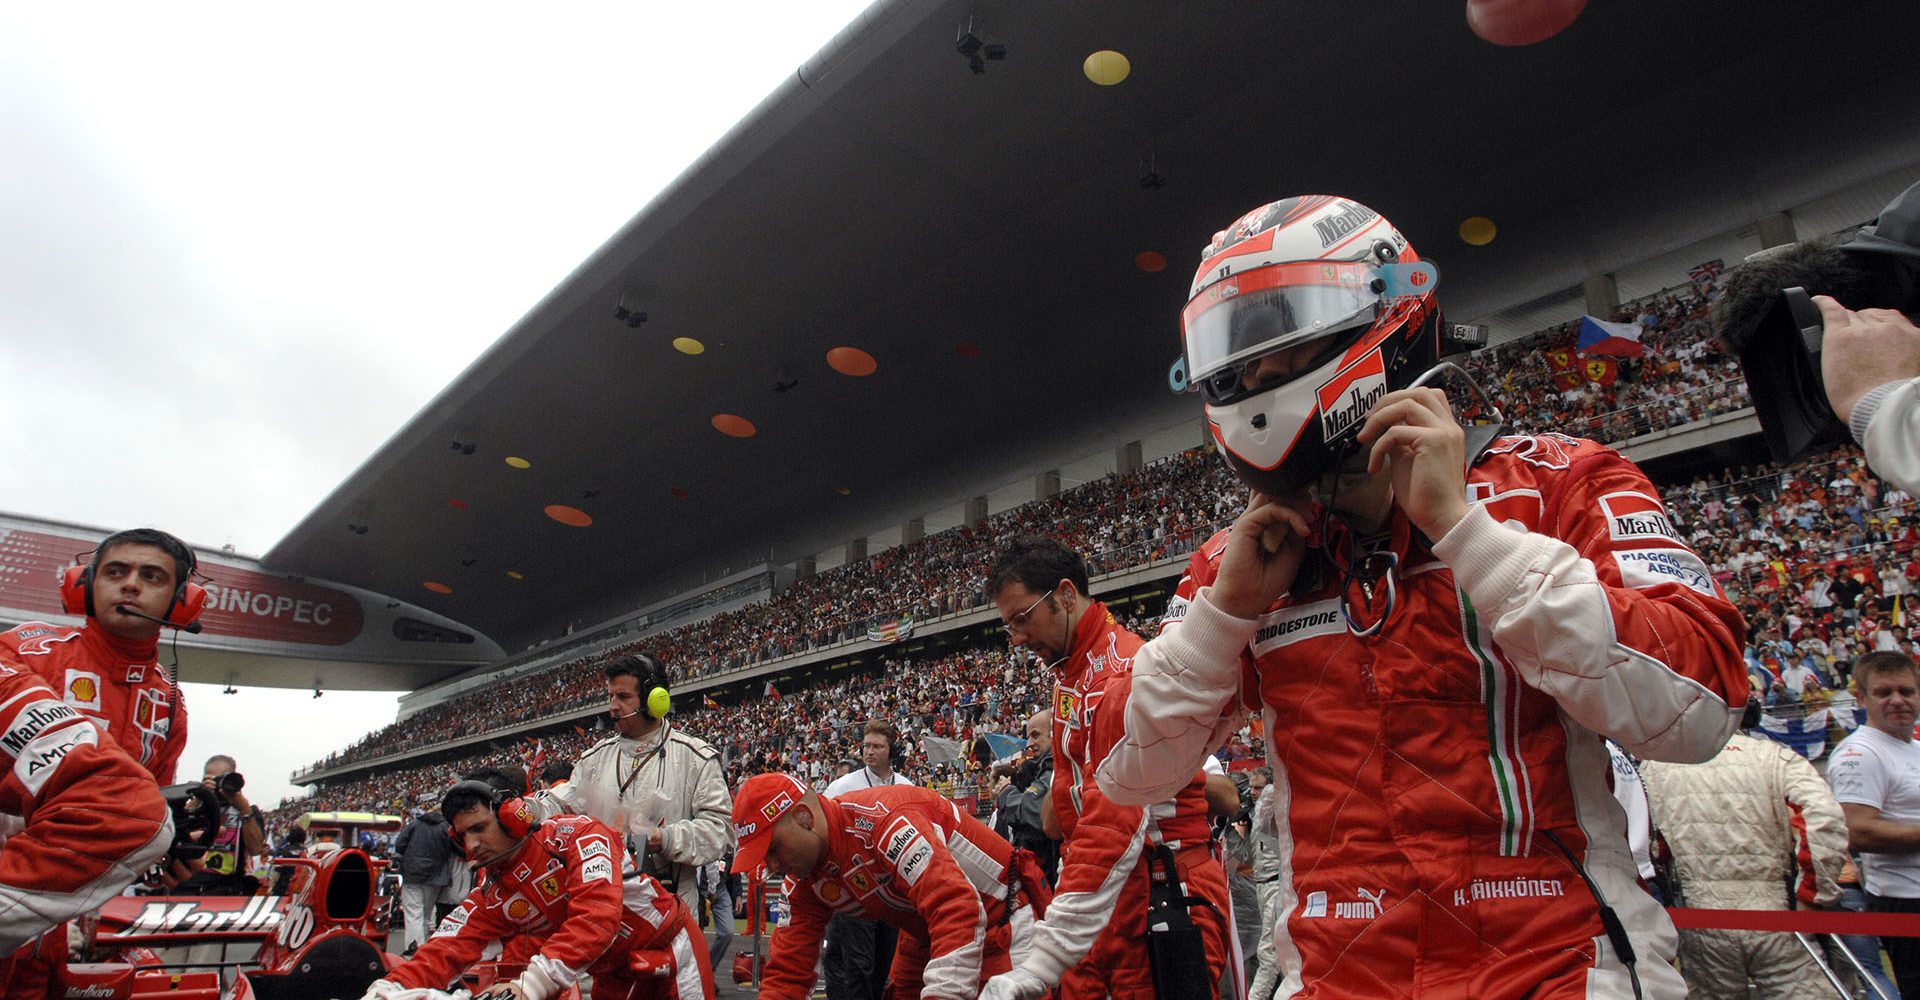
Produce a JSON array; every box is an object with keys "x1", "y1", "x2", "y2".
[
  {"x1": 1865, "y1": 890, "x2": 1920, "y2": 999},
  {"x1": 824, "y1": 912, "x2": 899, "y2": 1000}
]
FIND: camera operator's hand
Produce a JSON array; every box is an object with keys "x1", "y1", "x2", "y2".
[{"x1": 1816, "y1": 295, "x2": 1920, "y2": 428}]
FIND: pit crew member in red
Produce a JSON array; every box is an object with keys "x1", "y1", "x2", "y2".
[
  {"x1": 980, "y1": 536, "x2": 1231, "y2": 1000},
  {"x1": 1097, "y1": 196, "x2": 1749, "y2": 998},
  {"x1": 0, "y1": 662, "x2": 172, "y2": 974},
  {"x1": 0, "y1": 529, "x2": 199, "y2": 783},
  {"x1": 362, "y1": 777, "x2": 713, "y2": 1000},
  {"x1": 731, "y1": 772, "x2": 1051, "y2": 1000}
]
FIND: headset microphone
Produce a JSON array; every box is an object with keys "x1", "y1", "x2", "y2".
[
  {"x1": 609, "y1": 706, "x2": 642, "y2": 721},
  {"x1": 115, "y1": 605, "x2": 204, "y2": 634}
]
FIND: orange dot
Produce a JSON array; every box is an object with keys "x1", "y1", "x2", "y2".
[
  {"x1": 423, "y1": 581, "x2": 453, "y2": 595},
  {"x1": 1135, "y1": 251, "x2": 1167, "y2": 273},
  {"x1": 827, "y1": 347, "x2": 878, "y2": 377},
  {"x1": 545, "y1": 504, "x2": 594, "y2": 527},
  {"x1": 712, "y1": 414, "x2": 757, "y2": 438}
]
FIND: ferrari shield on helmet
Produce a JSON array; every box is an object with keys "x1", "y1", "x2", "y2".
[{"x1": 1179, "y1": 195, "x2": 1442, "y2": 495}]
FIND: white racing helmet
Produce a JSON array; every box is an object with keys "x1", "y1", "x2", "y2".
[{"x1": 1178, "y1": 195, "x2": 1442, "y2": 495}]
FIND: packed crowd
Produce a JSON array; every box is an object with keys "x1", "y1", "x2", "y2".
[
  {"x1": 1466, "y1": 283, "x2": 1751, "y2": 443},
  {"x1": 299, "y1": 451, "x2": 1240, "y2": 773}
]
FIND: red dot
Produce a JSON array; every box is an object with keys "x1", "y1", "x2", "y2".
[
  {"x1": 955, "y1": 342, "x2": 982, "y2": 359},
  {"x1": 423, "y1": 581, "x2": 453, "y2": 595},
  {"x1": 712, "y1": 414, "x2": 757, "y2": 438},
  {"x1": 447, "y1": 497, "x2": 469, "y2": 509},
  {"x1": 1135, "y1": 251, "x2": 1167, "y2": 273},
  {"x1": 545, "y1": 505, "x2": 594, "y2": 527},
  {"x1": 670, "y1": 487, "x2": 691, "y2": 500},
  {"x1": 827, "y1": 347, "x2": 878, "y2": 377}
]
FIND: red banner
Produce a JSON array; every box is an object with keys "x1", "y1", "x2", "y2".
[
  {"x1": 0, "y1": 526, "x2": 364, "y2": 646},
  {"x1": 1583, "y1": 357, "x2": 1618, "y2": 386},
  {"x1": 1670, "y1": 906, "x2": 1920, "y2": 939}
]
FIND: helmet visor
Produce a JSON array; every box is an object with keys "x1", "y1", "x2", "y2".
[{"x1": 1181, "y1": 260, "x2": 1386, "y2": 388}]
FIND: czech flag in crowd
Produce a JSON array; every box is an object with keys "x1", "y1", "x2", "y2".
[{"x1": 1576, "y1": 315, "x2": 1645, "y2": 357}]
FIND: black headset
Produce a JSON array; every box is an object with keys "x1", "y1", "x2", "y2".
[{"x1": 442, "y1": 779, "x2": 539, "y2": 842}]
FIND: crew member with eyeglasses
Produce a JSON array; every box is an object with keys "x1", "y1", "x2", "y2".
[
  {"x1": 979, "y1": 536, "x2": 1231, "y2": 1000},
  {"x1": 820, "y1": 722, "x2": 914, "y2": 1000}
]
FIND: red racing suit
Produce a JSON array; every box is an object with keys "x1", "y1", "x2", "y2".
[
  {"x1": 0, "y1": 623, "x2": 188, "y2": 784},
  {"x1": 390, "y1": 813, "x2": 712, "y2": 1000},
  {"x1": 1098, "y1": 434, "x2": 1749, "y2": 1000},
  {"x1": 761, "y1": 786, "x2": 1050, "y2": 1000},
  {"x1": 0, "y1": 661, "x2": 172, "y2": 972},
  {"x1": 1025, "y1": 601, "x2": 1230, "y2": 1000}
]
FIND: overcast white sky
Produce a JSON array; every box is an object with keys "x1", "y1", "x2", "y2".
[{"x1": 1, "y1": 1, "x2": 874, "y2": 807}]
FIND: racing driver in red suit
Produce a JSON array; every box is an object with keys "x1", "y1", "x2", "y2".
[
  {"x1": 0, "y1": 529, "x2": 198, "y2": 784},
  {"x1": 362, "y1": 776, "x2": 713, "y2": 1000},
  {"x1": 1095, "y1": 196, "x2": 1748, "y2": 999},
  {"x1": 731, "y1": 773, "x2": 1051, "y2": 1000},
  {"x1": 979, "y1": 537, "x2": 1231, "y2": 1000},
  {"x1": 0, "y1": 661, "x2": 172, "y2": 989}
]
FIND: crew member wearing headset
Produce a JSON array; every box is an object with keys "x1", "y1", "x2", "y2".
[
  {"x1": 0, "y1": 528, "x2": 200, "y2": 783},
  {"x1": 534, "y1": 654, "x2": 731, "y2": 918},
  {"x1": 820, "y1": 721, "x2": 915, "y2": 1000},
  {"x1": 361, "y1": 771, "x2": 713, "y2": 1000}
]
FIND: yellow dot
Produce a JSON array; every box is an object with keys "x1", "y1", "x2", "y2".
[
  {"x1": 505, "y1": 456, "x2": 531, "y2": 469},
  {"x1": 673, "y1": 337, "x2": 705, "y2": 355},
  {"x1": 1083, "y1": 50, "x2": 1131, "y2": 86},
  {"x1": 1458, "y1": 217, "x2": 1498, "y2": 246},
  {"x1": 506, "y1": 571, "x2": 524, "y2": 580}
]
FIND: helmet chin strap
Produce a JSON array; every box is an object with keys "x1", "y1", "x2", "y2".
[{"x1": 1316, "y1": 361, "x2": 1507, "y2": 637}]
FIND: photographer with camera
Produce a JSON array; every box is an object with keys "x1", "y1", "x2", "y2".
[
  {"x1": 990, "y1": 709, "x2": 1058, "y2": 885},
  {"x1": 1719, "y1": 178, "x2": 1920, "y2": 492},
  {"x1": 174, "y1": 755, "x2": 265, "y2": 895}
]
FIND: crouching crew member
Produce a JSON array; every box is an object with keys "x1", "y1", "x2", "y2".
[
  {"x1": 732, "y1": 773, "x2": 1050, "y2": 1000},
  {"x1": 361, "y1": 774, "x2": 713, "y2": 1000}
]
